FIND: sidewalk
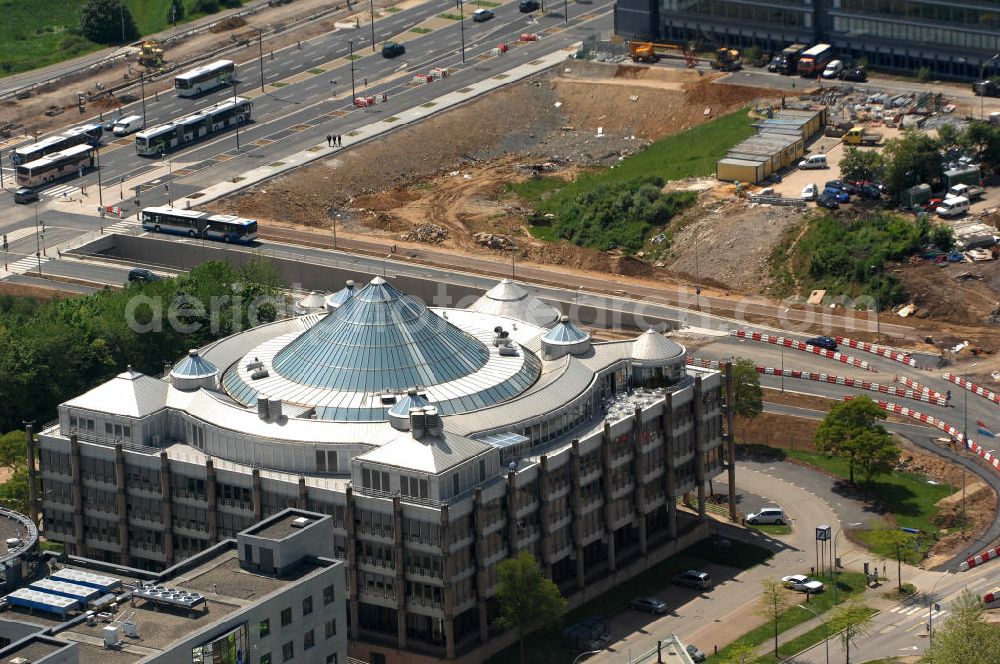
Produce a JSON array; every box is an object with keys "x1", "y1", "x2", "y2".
[{"x1": 752, "y1": 568, "x2": 938, "y2": 658}]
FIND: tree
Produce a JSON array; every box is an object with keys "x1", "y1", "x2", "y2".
[
  {"x1": 721, "y1": 641, "x2": 758, "y2": 664},
  {"x1": 494, "y1": 551, "x2": 568, "y2": 663},
  {"x1": 167, "y1": 0, "x2": 185, "y2": 25},
  {"x1": 80, "y1": 0, "x2": 139, "y2": 45},
  {"x1": 838, "y1": 147, "x2": 885, "y2": 182},
  {"x1": 0, "y1": 430, "x2": 25, "y2": 472},
  {"x1": 828, "y1": 601, "x2": 874, "y2": 664},
  {"x1": 925, "y1": 589, "x2": 1000, "y2": 664},
  {"x1": 756, "y1": 579, "x2": 789, "y2": 657},
  {"x1": 870, "y1": 528, "x2": 919, "y2": 592},
  {"x1": 731, "y1": 358, "x2": 763, "y2": 420},
  {"x1": 881, "y1": 129, "x2": 943, "y2": 198},
  {"x1": 960, "y1": 121, "x2": 1000, "y2": 174},
  {"x1": 931, "y1": 223, "x2": 955, "y2": 251},
  {"x1": 815, "y1": 396, "x2": 899, "y2": 484}
]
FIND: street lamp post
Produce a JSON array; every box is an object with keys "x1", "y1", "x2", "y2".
[
  {"x1": 231, "y1": 80, "x2": 241, "y2": 151},
  {"x1": 870, "y1": 264, "x2": 880, "y2": 344},
  {"x1": 928, "y1": 570, "x2": 951, "y2": 646},
  {"x1": 832, "y1": 523, "x2": 862, "y2": 606},
  {"x1": 369, "y1": 0, "x2": 376, "y2": 51},
  {"x1": 459, "y1": 0, "x2": 466, "y2": 64},
  {"x1": 33, "y1": 203, "x2": 43, "y2": 277},
  {"x1": 797, "y1": 604, "x2": 829, "y2": 664},
  {"x1": 571, "y1": 650, "x2": 603, "y2": 664},
  {"x1": 349, "y1": 40, "x2": 356, "y2": 101},
  {"x1": 258, "y1": 30, "x2": 266, "y2": 92},
  {"x1": 139, "y1": 73, "x2": 147, "y2": 131},
  {"x1": 96, "y1": 145, "x2": 103, "y2": 210},
  {"x1": 980, "y1": 54, "x2": 1000, "y2": 120}
]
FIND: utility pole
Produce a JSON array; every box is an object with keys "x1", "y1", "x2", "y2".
[
  {"x1": 0, "y1": 149, "x2": 4, "y2": 189},
  {"x1": 962, "y1": 388, "x2": 968, "y2": 538},
  {"x1": 349, "y1": 40, "x2": 356, "y2": 100},
  {"x1": 139, "y1": 73, "x2": 148, "y2": 130},
  {"x1": 870, "y1": 264, "x2": 880, "y2": 344},
  {"x1": 369, "y1": 0, "x2": 376, "y2": 51},
  {"x1": 258, "y1": 30, "x2": 266, "y2": 92},
  {"x1": 34, "y1": 203, "x2": 43, "y2": 277},
  {"x1": 564, "y1": 0, "x2": 568, "y2": 23}
]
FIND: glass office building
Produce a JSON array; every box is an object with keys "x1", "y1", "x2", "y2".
[{"x1": 617, "y1": 0, "x2": 1000, "y2": 78}]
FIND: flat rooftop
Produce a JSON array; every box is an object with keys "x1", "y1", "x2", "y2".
[
  {"x1": 0, "y1": 639, "x2": 64, "y2": 662},
  {"x1": 245, "y1": 512, "x2": 314, "y2": 541},
  {"x1": 3, "y1": 549, "x2": 325, "y2": 662}
]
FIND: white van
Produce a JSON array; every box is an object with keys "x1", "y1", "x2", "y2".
[
  {"x1": 798, "y1": 154, "x2": 828, "y2": 170},
  {"x1": 746, "y1": 506, "x2": 785, "y2": 525},
  {"x1": 822, "y1": 59, "x2": 844, "y2": 79},
  {"x1": 935, "y1": 196, "x2": 970, "y2": 217},
  {"x1": 112, "y1": 115, "x2": 144, "y2": 136}
]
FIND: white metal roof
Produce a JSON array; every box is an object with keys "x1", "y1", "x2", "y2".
[
  {"x1": 357, "y1": 429, "x2": 493, "y2": 474},
  {"x1": 64, "y1": 367, "x2": 168, "y2": 417},
  {"x1": 466, "y1": 279, "x2": 561, "y2": 326}
]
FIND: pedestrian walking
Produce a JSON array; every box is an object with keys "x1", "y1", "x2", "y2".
[
  {"x1": 337, "y1": 135, "x2": 342, "y2": 147},
  {"x1": 327, "y1": 134, "x2": 332, "y2": 147},
  {"x1": 382, "y1": 93, "x2": 388, "y2": 103}
]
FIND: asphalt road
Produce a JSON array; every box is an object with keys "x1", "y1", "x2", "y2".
[
  {"x1": 786, "y1": 563, "x2": 1000, "y2": 664},
  {"x1": 1, "y1": 0, "x2": 613, "y2": 219}
]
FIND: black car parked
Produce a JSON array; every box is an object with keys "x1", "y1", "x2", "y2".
[
  {"x1": 816, "y1": 194, "x2": 839, "y2": 209},
  {"x1": 839, "y1": 67, "x2": 868, "y2": 82},
  {"x1": 127, "y1": 268, "x2": 161, "y2": 284},
  {"x1": 518, "y1": 0, "x2": 540, "y2": 11}
]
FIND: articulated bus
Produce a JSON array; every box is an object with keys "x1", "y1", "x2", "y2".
[
  {"x1": 141, "y1": 206, "x2": 258, "y2": 244},
  {"x1": 15, "y1": 144, "x2": 95, "y2": 188},
  {"x1": 134, "y1": 97, "x2": 253, "y2": 156},
  {"x1": 174, "y1": 59, "x2": 236, "y2": 97},
  {"x1": 10, "y1": 123, "x2": 103, "y2": 166}
]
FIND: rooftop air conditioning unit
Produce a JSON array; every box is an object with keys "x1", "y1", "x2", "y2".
[
  {"x1": 9, "y1": 657, "x2": 30, "y2": 664},
  {"x1": 291, "y1": 517, "x2": 311, "y2": 528},
  {"x1": 251, "y1": 369, "x2": 270, "y2": 380}
]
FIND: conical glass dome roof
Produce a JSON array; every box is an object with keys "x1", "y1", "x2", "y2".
[
  {"x1": 543, "y1": 315, "x2": 591, "y2": 344},
  {"x1": 272, "y1": 276, "x2": 490, "y2": 392},
  {"x1": 171, "y1": 349, "x2": 218, "y2": 379}
]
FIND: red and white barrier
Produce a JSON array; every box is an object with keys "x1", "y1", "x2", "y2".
[
  {"x1": 897, "y1": 376, "x2": 946, "y2": 404},
  {"x1": 983, "y1": 587, "x2": 1000, "y2": 605},
  {"x1": 960, "y1": 545, "x2": 1000, "y2": 572},
  {"x1": 520, "y1": 33, "x2": 538, "y2": 42},
  {"x1": 429, "y1": 67, "x2": 449, "y2": 79},
  {"x1": 942, "y1": 373, "x2": 1000, "y2": 406},
  {"x1": 861, "y1": 400, "x2": 1000, "y2": 477},
  {"x1": 730, "y1": 329, "x2": 877, "y2": 372},
  {"x1": 411, "y1": 75, "x2": 433, "y2": 84},
  {"x1": 834, "y1": 336, "x2": 919, "y2": 368}
]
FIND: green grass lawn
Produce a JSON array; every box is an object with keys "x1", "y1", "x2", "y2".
[
  {"x1": 510, "y1": 108, "x2": 755, "y2": 213},
  {"x1": 0, "y1": 0, "x2": 245, "y2": 75},
  {"x1": 761, "y1": 605, "x2": 877, "y2": 663},
  {"x1": 705, "y1": 572, "x2": 868, "y2": 664},
  {"x1": 485, "y1": 538, "x2": 772, "y2": 664},
  {"x1": 750, "y1": 523, "x2": 792, "y2": 536},
  {"x1": 785, "y1": 449, "x2": 954, "y2": 549}
]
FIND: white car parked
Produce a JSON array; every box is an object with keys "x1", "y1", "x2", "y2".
[
  {"x1": 801, "y1": 183, "x2": 818, "y2": 201},
  {"x1": 782, "y1": 575, "x2": 825, "y2": 593}
]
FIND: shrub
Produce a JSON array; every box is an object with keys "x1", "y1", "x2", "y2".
[{"x1": 191, "y1": 0, "x2": 221, "y2": 14}]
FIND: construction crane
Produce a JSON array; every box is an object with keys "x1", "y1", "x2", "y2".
[
  {"x1": 712, "y1": 47, "x2": 742, "y2": 72},
  {"x1": 627, "y1": 41, "x2": 698, "y2": 67}
]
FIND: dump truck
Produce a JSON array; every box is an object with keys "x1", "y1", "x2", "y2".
[
  {"x1": 712, "y1": 47, "x2": 742, "y2": 72},
  {"x1": 627, "y1": 41, "x2": 697, "y2": 66},
  {"x1": 138, "y1": 40, "x2": 164, "y2": 68},
  {"x1": 842, "y1": 126, "x2": 884, "y2": 146}
]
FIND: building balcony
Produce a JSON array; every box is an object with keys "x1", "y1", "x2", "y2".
[
  {"x1": 403, "y1": 533, "x2": 441, "y2": 548},
  {"x1": 83, "y1": 502, "x2": 117, "y2": 517},
  {"x1": 86, "y1": 537, "x2": 121, "y2": 552},
  {"x1": 81, "y1": 473, "x2": 115, "y2": 485},
  {"x1": 128, "y1": 512, "x2": 165, "y2": 526},
  {"x1": 127, "y1": 481, "x2": 163, "y2": 495},
  {"x1": 218, "y1": 498, "x2": 252, "y2": 512},
  {"x1": 404, "y1": 565, "x2": 443, "y2": 581},
  {"x1": 172, "y1": 488, "x2": 207, "y2": 502},
  {"x1": 358, "y1": 555, "x2": 395, "y2": 572},
  {"x1": 405, "y1": 596, "x2": 443, "y2": 613},
  {"x1": 173, "y1": 520, "x2": 209, "y2": 535}
]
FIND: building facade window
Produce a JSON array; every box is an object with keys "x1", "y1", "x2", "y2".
[
  {"x1": 325, "y1": 619, "x2": 337, "y2": 638},
  {"x1": 281, "y1": 607, "x2": 292, "y2": 627},
  {"x1": 302, "y1": 596, "x2": 313, "y2": 616},
  {"x1": 282, "y1": 642, "x2": 293, "y2": 662},
  {"x1": 259, "y1": 619, "x2": 270, "y2": 638},
  {"x1": 323, "y1": 585, "x2": 335, "y2": 605},
  {"x1": 304, "y1": 629, "x2": 314, "y2": 650},
  {"x1": 260, "y1": 655, "x2": 271, "y2": 664}
]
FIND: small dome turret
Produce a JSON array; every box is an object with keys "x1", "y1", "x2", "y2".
[
  {"x1": 324, "y1": 280, "x2": 357, "y2": 312},
  {"x1": 170, "y1": 349, "x2": 219, "y2": 391},
  {"x1": 541, "y1": 315, "x2": 591, "y2": 360}
]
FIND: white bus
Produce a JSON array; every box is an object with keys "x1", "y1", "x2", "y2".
[
  {"x1": 15, "y1": 144, "x2": 95, "y2": 188},
  {"x1": 135, "y1": 97, "x2": 253, "y2": 156},
  {"x1": 141, "y1": 207, "x2": 258, "y2": 244},
  {"x1": 11, "y1": 130, "x2": 96, "y2": 166},
  {"x1": 174, "y1": 60, "x2": 236, "y2": 97}
]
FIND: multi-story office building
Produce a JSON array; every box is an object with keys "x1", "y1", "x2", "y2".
[
  {"x1": 617, "y1": 0, "x2": 1000, "y2": 78},
  {"x1": 0, "y1": 508, "x2": 347, "y2": 664},
  {"x1": 33, "y1": 276, "x2": 734, "y2": 663}
]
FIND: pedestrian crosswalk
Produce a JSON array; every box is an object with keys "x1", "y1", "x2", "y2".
[
  {"x1": 103, "y1": 220, "x2": 141, "y2": 235},
  {"x1": 5, "y1": 255, "x2": 51, "y2": 274},
  {"x1": 888, "y1": 604, "x2": 948, "y2": 620},
  {"x1": 43, "y1": 184, "x2": 80, "y2": 199}
]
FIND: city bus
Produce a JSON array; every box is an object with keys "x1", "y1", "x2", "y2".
[
  {"x1": 174, "y1": 60, "x2": 236, "y2": 97},
  {"x1": 134, "y1": 97, "x2": 253, "y2": 156},
  {"x1": 11, "y1": 130, "x2": 92, "y2": 166},
  {"x1": 15, "y1": 144, "x2": 95, "y2": 188},
  {"x1": 141, "y1": 207, "x2": 258, "y2": 243}
]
